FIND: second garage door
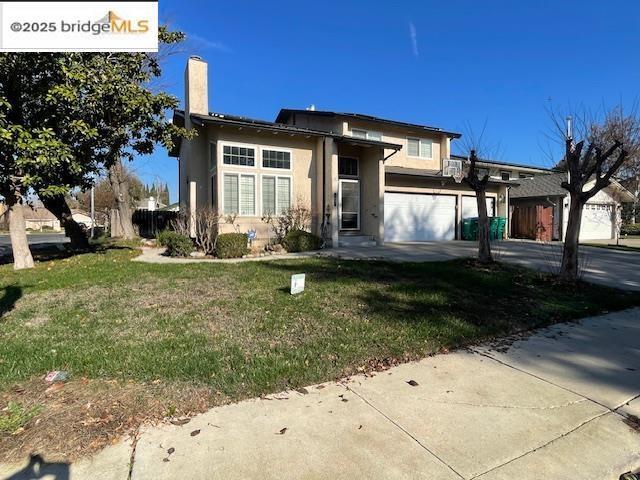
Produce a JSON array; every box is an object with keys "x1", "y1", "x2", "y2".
[
  {"x1": 461, "y1": 195, "x2": 496, "y2": 219},
  {"x1": 580, "y1": 204, "x2": 613, "y2": 240},
  {"x1": 384, "y1": 193, "x2": 456, "y2": 242}
]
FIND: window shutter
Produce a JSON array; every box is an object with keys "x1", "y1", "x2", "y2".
[
  {"x1": 224, "y1": 175, "x2": 238, "y2": 214},
  {"x1": 262, "y1": 177, "x2": 276, "y2": 215},
  {"x1": 420, "y1": 140, "x2": 432, "y2": 158},
  {"x1": 408, "y1": 139, "x2": 419, "y2": 157},
  {"x1": 240, "y1": 175, "x2": 255, "y2": 215},
  {"x1": 276, "y1": 177, "x2": 291, "y2": 214}
]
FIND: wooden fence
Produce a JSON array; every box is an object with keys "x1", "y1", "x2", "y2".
[{"x1": 132, "y1": 210, "x2": 179, "y2": 238}]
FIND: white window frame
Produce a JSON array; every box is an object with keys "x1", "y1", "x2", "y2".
[
  {"x1": 222, "y1": 172, "x2": 257, "y2": 217},
  {"x1": 500, "y1": 171, "x2": 511, "y2": 181},
  {"x1": 260, "y1": 147, "x2": 293, "y2": 172},
  {"x1": 407, "y1": 137, "x2": 433, "y2": 159},
  {"x1": 261, "y1": 174, "x2": 293, "y2": 216},
  {"x1": 220, "y1": 141, "x2": 257, "y2": 169},
  {"x1": 351, "y1": 128, "x2": 382, "y2": 141}
]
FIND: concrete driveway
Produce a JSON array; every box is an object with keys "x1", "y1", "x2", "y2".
[
  {"x1": 7, "y1": 308, "x2": 636, "y2": 479},
  {"x1": 322, "y1": 240, "x2": 640, "y2": 291}
]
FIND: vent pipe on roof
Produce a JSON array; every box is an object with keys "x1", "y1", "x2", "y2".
[{"x1": 306, "y1": 104, "x2": 316, "y2": 111}]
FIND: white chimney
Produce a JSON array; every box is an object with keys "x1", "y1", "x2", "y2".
[
  {"x1": 185, "y1": 56, "x2": 208, "y2": 117},
  {"x1": 306, "y1": 104, "x2": 316, "y2": 111}
]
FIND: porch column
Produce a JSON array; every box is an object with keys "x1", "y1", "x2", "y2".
[
  {"x1": 189, "y1": 180, "x2": 197, "y2": 238},
  {"x1": 325, "y1": 138, "x2": 339, "y2": 247},
  {"x1": 377, "y1": 158, "x2": 385, "y2": 245}
]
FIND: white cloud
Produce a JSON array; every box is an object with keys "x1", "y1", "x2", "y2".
[
  {"x1": 409, "y1": 21, "x2": 419, "y2": 58},
  {"x1": 188, "y1": 33, "x2": 231, "y2": 53}
]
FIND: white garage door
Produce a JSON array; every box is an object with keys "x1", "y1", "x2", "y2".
[
  {"x1": 384, "y1": 193, "x2": 456, "y2": 242},
  {"x1": 461, "y1": 196, "x2": 495, "y2": 219},
  {"x1": 580, "y1": 203, "x2": 613, "y2": 240}
]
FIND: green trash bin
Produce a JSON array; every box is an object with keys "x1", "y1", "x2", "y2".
[
  {"x1": 490, "y1": 217, "x2": 503, "y2": 240},
  {"x1": 496, "y1": 217, "x2": 506, "y2": 240},
  {"x1": 462, "y1": 217, "x2": 479, "y2": 240}
]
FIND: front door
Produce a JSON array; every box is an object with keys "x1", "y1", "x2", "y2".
[{"x1": 339, "y1": 179, "x2": 360, "y2": 230}]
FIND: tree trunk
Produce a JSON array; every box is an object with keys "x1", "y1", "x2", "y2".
[
  {"x1": 475, "y1": 189, "x2": 492, "y2": 263},
  {"x1": 7, "y1": 192, "x2": 34, "y2": 270},
  {"x1": 108, "y1": 160, "x2": 136, "y2": 239},
  {"x1": 41, "y1": 194, "x2": 89, "y2": 249},
  {"x1": 559, "y1": 193, "x2": 583, "y2": 281}
]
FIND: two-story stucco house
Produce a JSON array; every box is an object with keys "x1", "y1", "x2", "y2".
[{"x1": 171, "y1": 56, "x2": 553, "y2": 246}]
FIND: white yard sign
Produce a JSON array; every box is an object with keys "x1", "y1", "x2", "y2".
[{"x1": 290, "y1": 274, "x2": 305, "y2": 295}]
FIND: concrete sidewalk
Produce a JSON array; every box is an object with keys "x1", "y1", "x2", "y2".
[{"x1": 3, "y1": 308, "x2": 639, "y2": 479}]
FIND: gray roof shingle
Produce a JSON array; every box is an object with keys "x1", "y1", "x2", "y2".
[{"x1": 509, "y1": 172, "x2": 568, "y2": 199}]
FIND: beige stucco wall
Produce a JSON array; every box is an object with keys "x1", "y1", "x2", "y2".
[
  {"x1": 200, "y1": 127, "x2": 320, "y2": 240},
  {"x1": 344, "y1": 118, "x2": 446, "y2": 171}
]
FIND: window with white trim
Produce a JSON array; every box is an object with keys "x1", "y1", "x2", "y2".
[
  {"x1": 223, "y1": 145, "x2": 255, "y2": 167},
  {"x1": 262, "y1": 176, "x2": 291, "y2": 215},
  {"x1": 407, "y1": 138, "x2": 433, "y2": 159},
  {"x1": 262, "y1": 149, "x2": 291, "y2": 169},
  {"x1": 223, "y1": 173, "x2": 256, "y2": 215},
  {"x1": 501, "y1": 171, "x2": 511, "y2": 181},
  {"x1": 352, "y1": 129, "x2": 382, "y2": 141}
]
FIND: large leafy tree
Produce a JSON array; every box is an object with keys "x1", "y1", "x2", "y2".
[
  {"x1": 53, "y1": 27, "x2": 191, "y2": 239},
  {"x1": 0, "y1": 54, "x2": 91, "y2": 269}
]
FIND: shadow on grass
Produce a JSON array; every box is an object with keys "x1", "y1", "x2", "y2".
[
  {"x1": 0, "y1": 285, "x2": 22, "y2": 317},
  {"x1": 0, "y1": 241, "x2": 135, "y2": 266}
]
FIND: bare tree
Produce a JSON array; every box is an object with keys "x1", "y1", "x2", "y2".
[
  {"x1": 463, "y1": 150, "x2": 492, "y2": 263},
  {"x1": 459, "y1": 121, "x2": 502, "y2": 264},
  {"x1": 553, "y1": 107, "x2": 634, "y2": 281}
]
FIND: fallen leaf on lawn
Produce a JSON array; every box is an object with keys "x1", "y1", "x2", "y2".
[
  {"x1": 296, "y1": 388, "x2": 309, "y2": 395},
  {"x1": 167, "y1": 447, "x2": 175, "y2": 455},
  {"x1": 358, "y1": 425, "x2": 363, "y2": 430},
  {"x1": 406, "y1": 380, "x2": 419, "y2": 387},
  {"x1": 276, "y1": 427, "x2": 287, "y2": 435},
  {"x1": 162, "y1": 458, "x2": 170, "y2": 463},
  {"x1": 170, "y1": 418, "x2": 191, "y2": 426},
  {"x1": 190, "y1": 429, "x2": 200, "y2": 437},
  {"x1": 316, "y1": 385, "x2": 325, "y2": 390}
]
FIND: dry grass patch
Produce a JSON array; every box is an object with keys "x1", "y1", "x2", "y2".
[{"x1": 0, "y1": 377, "x2": 219, "y2": 464}]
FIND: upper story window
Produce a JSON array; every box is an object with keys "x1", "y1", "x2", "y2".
[
  {"x1": 501, "y1": 171, "x2": 511, "y2": 181},
  {"x1": 407, "y1": 138, "x2": 433, "y2": 159},
  {"x1": 262, "y1": 149, "x2": 291, "y2": 169},
  {"x1": 352, "y1": 129, "x2": 382, "y2": 141},
  {"x1": 223, "y1": 145, "x2": 255, "y2": 167}
]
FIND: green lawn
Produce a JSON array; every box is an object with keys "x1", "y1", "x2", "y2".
[
  {"x1": 1, "y1": 243, "x2": 640, "y2": 460},
  {"x1": 2, "y1": 244, "x2": 639, "y2": 395}
]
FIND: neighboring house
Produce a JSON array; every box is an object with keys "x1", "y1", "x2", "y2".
[
  {"x1": 18, "y1": 203, "x2": 61, "y2": 231},
  {"x1": 137, "y1": 196, "x2": 166, "y2": 212},
  {"x1": 171, "y1": 56, "x2": 550, "y2": 246},
  {"x1": 71, "y1": 210, "x2": 94, "y2": 228},
  {"x1": 510, "y1": 173, "x2": 635, "y2": 241},
  {"x1": 159, "y1": 202, "x2": 180, "y2": 212}
]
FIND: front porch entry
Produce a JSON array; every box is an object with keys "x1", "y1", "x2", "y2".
[{"x1": 338, "y1": 156, "x2": 360, "y2": 231}]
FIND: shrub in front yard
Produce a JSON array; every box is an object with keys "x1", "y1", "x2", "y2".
[
  {"x1": 215, "y1": 233, "x2": 248, "y2": 259},
  {"x1": 282, "y1": 229, "x2": 322, "y2": 252},
  {"x1": 161, "y1": 231, "x2": 194, "y2": 257},
  {"x1": 156, "y1": 229, "x2": 174, "y2": 247},
  {"x1": 621, "y1": 223, "x2": 640, "y2": 236}
]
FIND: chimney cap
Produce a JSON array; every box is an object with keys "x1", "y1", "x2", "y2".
[{"x1": 189, "y1": 55, "x2": 204, "y2": 61}]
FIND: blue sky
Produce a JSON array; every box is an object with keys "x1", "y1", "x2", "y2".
[{"x1": 135, "y1": 0, "x2": 640, "y2": 202}]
